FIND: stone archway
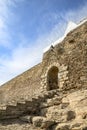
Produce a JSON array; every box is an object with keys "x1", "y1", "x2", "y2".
[
  {"x1": 41, "y1": 62, "x2": 68, "y2": 91},
  {"x1": 47, "y1": 66, "x2": 59, "y2": 90}
]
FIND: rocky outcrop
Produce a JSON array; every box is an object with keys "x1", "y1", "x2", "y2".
[{"x1": 0, "y1": 88, "x2": 87, "y2": 130}]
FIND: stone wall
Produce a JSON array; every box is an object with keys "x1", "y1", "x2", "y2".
[
  {"x1": 0, "y1": 20, "x2": 87, "y2": 106},
  {"x1": 0, "y1": 63, "x2": 43, "y2": 105},
  {"x1": 42, "y1": 21, "x2": 87, "y2": 91}
]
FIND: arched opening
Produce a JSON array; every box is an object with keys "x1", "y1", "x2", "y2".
[{"x1": 47, "y1": 66, "x2": 59, "y2": 90}]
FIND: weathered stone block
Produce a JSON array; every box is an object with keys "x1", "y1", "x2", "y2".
[
  {"x1": 19, "y1": 115, "x2": 32, "y2": 123},
  {"x1": 32, "y1": 116, "x2": 54, "y2": 128}
]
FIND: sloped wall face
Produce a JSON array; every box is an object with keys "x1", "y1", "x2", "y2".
[
  {"x1": 0, "y1": 63, "x2": 43, "y2": 105},
  {"x1": 42, "y1": 22, "x2": 87, "y2": 91}
]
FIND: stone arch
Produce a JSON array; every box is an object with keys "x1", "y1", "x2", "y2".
[
  {"x1": 41, "y1": 62, "x2": 68, "y2": 91},
  {"x1": 41, "y1": 62, "x2": 60, "y2": 91},
  {"x1": 47, "y1": 66, "x2": 59, "y2": 90}
]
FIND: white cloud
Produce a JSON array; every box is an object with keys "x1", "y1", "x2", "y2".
[
  {"x1": 0, "y1": 0, "x2": 13, "y2": 47},
  {"x1": 0, "y1": 1, "x2": 87, "y2": 85},
  {"x1": 0, "y1": 0, "x2": 24, "y2": 47},
  {"x1": 0, "y1": 20, "x2": 67, "y2": 85}
]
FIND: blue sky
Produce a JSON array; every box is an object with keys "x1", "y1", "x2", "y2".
[{"x1": 0, "y1": 0, "x2": 87, "y2": 85}]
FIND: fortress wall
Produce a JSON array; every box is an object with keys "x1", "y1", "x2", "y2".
[
  {"x1": 0, "y1": 21, "x2": 87, "y2": 105},
  {"x1": 42, "y1": 21, "x2": 87, "y2": 90},
  {"x1": 60, "y1": 21, "x2": 87, "y2": 90},
  {"x1": 0, "y1": 63, "x2": 42, "y2": 104}
]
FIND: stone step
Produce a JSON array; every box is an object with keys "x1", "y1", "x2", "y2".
[
  {"x1": 0, "y1": 109, "x2": 6, "y2": 115},
  {"x1": 40, "y1": 99, "x2": 62, "y2": 109},
  {"x1": 52, "y1": 96, "x2": 63, "y2": 101},
  {"x1": 40, "y1": 102, "x2": 50, "y2": 108},
  {"x1": 6, "y1": 105, "x2": 18, "y2": 114},
  {"x1": 0, "y1": 110, "x2": 7, "y2": 120},
  {"x1": 25, "y1": 100, "x2": 33, "y2": 105},
  {"x1": 16, "y1": 102, "x2": 27, "y2": 111},
  {"x1": 17, "y1": 100, "x2": 26, "y2": 104},
  {"x1": 6, "y1": 105, "x2": 24, "y2": 117},
  {"x1": 47, "y1": 89, "x2": 59, "y2": 94},
  {"x1": 32, "y1": 98, "x2": 39, "y2": 102},
  {"x1": 0, "y1": 88, "x2": 63, "y2": 120},
  {"x1": 32, "y1": 98, "x2": 41, "y2": 103},
  {"x1": 0, "y1": 105, "x2": 7, "y2": 110},
  {"x1": 44, "y1": 90, "x2": 60, "y2": 97},
  {"x1": 0, "y1": 106, "x2": 24, "y2": 120},
  {"x1": 46, "y1": 99, "x2": 61, "y2": 106}
]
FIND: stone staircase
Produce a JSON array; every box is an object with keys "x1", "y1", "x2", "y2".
[
  {"x1": 0, "y1": 89, "x2": 86, "y2": 130},
  {"x1": 0, "y1": 89, "x2": 63, "y2": 121}
]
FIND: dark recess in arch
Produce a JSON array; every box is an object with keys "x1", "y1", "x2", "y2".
[{"x1": 47, "y1": 66, "x2": 59, "y2": 90}]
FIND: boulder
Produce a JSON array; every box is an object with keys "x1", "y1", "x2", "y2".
[
  {"x1": 55, "y1": 123, "x2": 70, "y2": 130},
  {"x1": 32, "y1": 116, "x2": 54, "y2": 128}
]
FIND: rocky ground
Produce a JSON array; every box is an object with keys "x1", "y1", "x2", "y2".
[{"x1": 0, "y1": 88, "x2": 87, "y2": 130}]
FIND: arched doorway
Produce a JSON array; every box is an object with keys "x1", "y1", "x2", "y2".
[{"x1": 47, "y1": 66, "x2": 59, "y2": 90}]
